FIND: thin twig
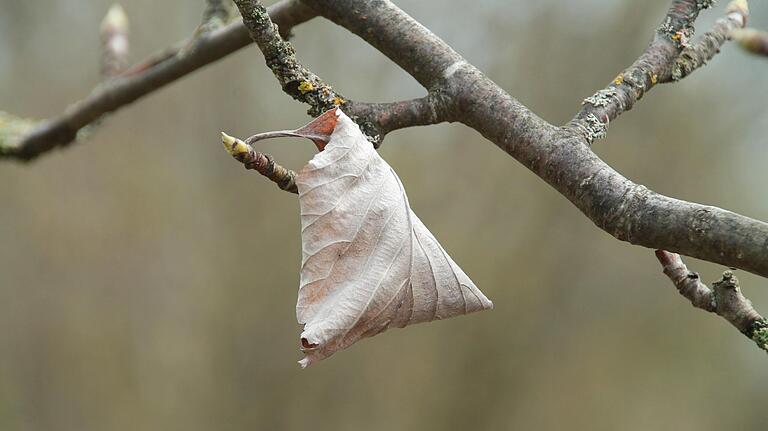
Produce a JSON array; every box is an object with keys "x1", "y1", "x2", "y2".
[
  {"x1": 0, "y1": 0, "x2": 316, "y2": 161},
  {"x1": 346, "y1": 95, "x2": 449, "y2": 147},
  {"x1": 672, "y1": 0, "x2": 749, "y2": 80},
  {"x1": 655, "y1": 250, "x2": 768, "y2": 353},
  {"x1": 5, "y1": 0, "x2": 768, "y2": 283},
  {"x1": 232, "y1": 0, "x2": 345, "y2": 117},
  {"x1": 293, "y1": 0, "x2": 768, "y2": 278},
  {"x1": 732, "y1": 28, "x2": 768, "y2": 56},
  {"x1": 232, "y1": 0, "x2": 452, "y2": 146},
  {"x1": 567, "y1": 0, "x2": 747, "y2": 144}
]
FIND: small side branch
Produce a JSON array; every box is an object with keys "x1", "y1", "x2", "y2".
[
  {"x1": 673, "y1": 0, "x2": 749, "y2": 80},
  {"x1": 221, "y1": 132, "x2": 298, "y2": 193},
  {"x1": 0, "y1": 0, "x2": 315, "y2": 161},
  {"x1": 345, "y1": 94, "x2": 450, "y2": 147},
  {"x1": 567, "y1": 0, "x2": 747, "y2": 144},
  {"x1": 655, "y1": 250, "x2": 768, "y2": 353},
  {"x1": 100, "y1": 4, "x2": 130, "y2": 78},
  {"x1": 233, "y1": 0, "x2": 344, "y2": 117},
  {"x1": 232, "y1": 0, "x2": 452, "y2": 146},
  {"x1": 732, "y1": 28, "x2": 768, "y2": 56}
]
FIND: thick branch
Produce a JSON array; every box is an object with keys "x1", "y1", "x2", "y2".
[
  {"x1": 0, "y1": 0, "x2": 316, "y2": 161},
  {"x1": 220, "y1": 108, "x2": 342, "y2": 193},
  {"x1": 567, "y1": 0, "x2": 748, "y2": 144},
  {"x1": 655, "y1": 250, "x2": 768, "y2": 353},
  {"x1": 306, "y1": 0, "x2": 556, "y2": 149},
  {"x1": 305, "y1": 0, "x2": 768, "y2": 278},
  {"x1": 1, "y1": 0, "x2": 447, "y2": 160}
]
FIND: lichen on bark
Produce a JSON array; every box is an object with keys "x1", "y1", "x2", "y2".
[{"x1": 233, "y1": 0, "x2": 345, "y2": 117}]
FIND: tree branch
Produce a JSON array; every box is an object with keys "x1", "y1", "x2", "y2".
[
  {"x1": 300, "y1": 0, "x2": 768, "y2": 279},
  {"x1": 221, "y1": 132, "x2": 298, "y2": 193},
  {"x1": 233, "y1": 0, "x2": 345, "y2": 117},
  {"x1": 232, "y1": 0, "x2": 452, "y2": 146},
  {"x1": 655, "y1": 250, "x2": 768, "y2": 353},
  {"x1": 0, "y1": 0, "x2": 316, "y2": 161},
  {"x1": 732, "y1": 27, "x2": 768, "y2": 56},
  {"x1": 568, "y1": 0, "x2": 748, "y2": 144},
  {"x1": 673, "y1": 0, "x2": 749, "y2": 80}
]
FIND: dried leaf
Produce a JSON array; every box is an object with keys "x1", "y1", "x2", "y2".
[{"x1": 240, "y1": 109, "x2": 493, "y2": 367}]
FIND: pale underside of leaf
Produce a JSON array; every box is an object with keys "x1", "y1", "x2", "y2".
[{"x1": 294, "y1": 110, "x2": 492, "y2": 368}]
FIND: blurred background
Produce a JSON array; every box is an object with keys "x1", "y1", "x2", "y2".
[{"x1": 2, "y1": 0, "x2": 768, "y2": 430}]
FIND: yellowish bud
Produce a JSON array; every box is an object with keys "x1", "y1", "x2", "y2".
[{"x1": 221, "y1": 132, "x2": 250, "y2": 158}]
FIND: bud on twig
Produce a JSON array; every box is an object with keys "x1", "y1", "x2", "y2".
[
  {"x1": 100, "y1": 4, "x2": 129, "y2": 78},
  {"x1": 221, "y1": 132, "x2": 298, "y2": 193}
]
